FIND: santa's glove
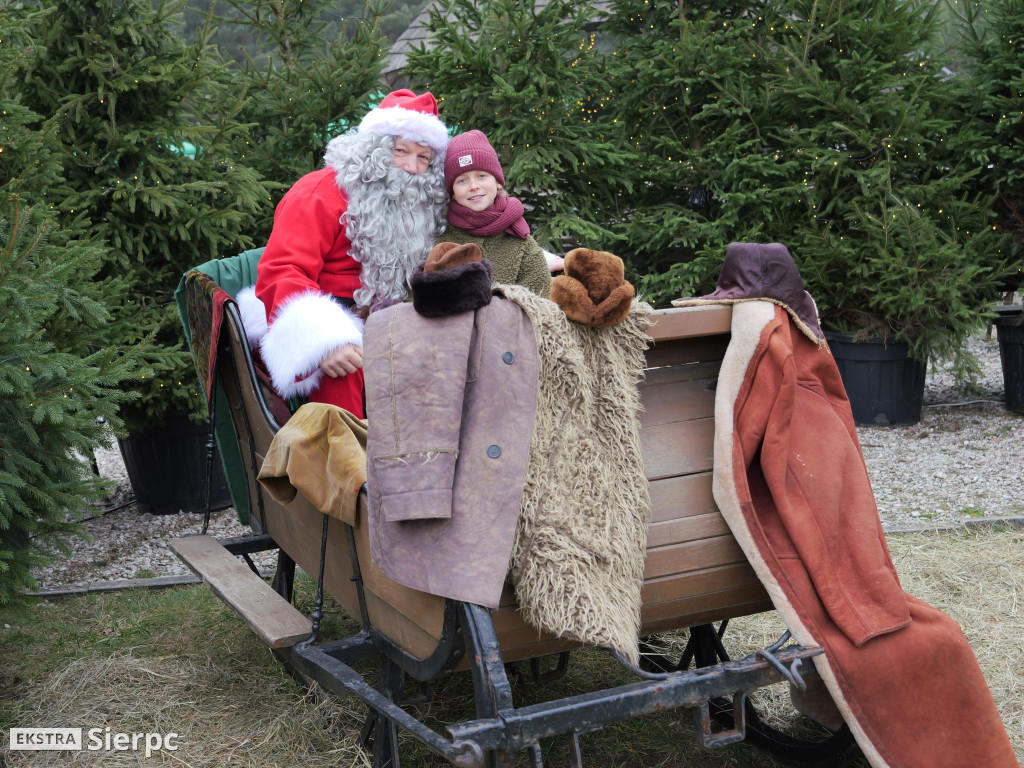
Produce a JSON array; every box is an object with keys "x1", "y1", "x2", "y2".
[{"x1": 549, "y1": 248, "x2": 635, "y2": 328}]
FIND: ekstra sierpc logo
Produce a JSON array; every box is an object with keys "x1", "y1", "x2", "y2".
[{"x1": 9, "y1": 728, "x2": 180, "y2": 757}]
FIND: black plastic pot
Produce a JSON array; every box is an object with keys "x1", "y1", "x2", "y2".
[
  {"x1": 993, "y1": 305, "x2": 1024, "y2": 413},
  {"x1": 117, "y1": 410, "x2": 232, "y2": 514},
  {"x1": 825, "y1": 332, "x2": 927, "y2": 426}
]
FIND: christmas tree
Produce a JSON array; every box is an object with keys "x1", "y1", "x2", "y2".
[
  {"x1": 1, "y1": 1, "x2": 138, "y2": 604},
  {"x1": 211, "y1": 0, "x2": 388, "y2": 240},
  {"x1": 600, "y1": 0, "x2": 1007, "y2": 369},
  {"x1": 753, "y1": 0, "x2": 1007, "y2": 365},
  {"x1": 952, "y1": 0, "x2": 1024, "y2": 296},
  {"x1": 602, "y1": 0, "x2": 792, "y2": 304},
  {"x1": 15, "y1": 0, "x2": 269, "y2": 431},
  {"x1": 404, "y1": 0, "x2": 634, "y2": 249}
]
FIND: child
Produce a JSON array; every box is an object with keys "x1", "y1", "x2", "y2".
[{"x1": 441, "y1": 130, "x2": 556, "y2": 297}]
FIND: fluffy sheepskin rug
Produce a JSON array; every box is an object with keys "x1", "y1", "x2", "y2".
[{"x1": 498, "y1": 284, "x2": 652, "y2": 665}]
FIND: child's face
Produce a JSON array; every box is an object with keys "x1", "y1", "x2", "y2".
[{"x1": 452, "y1": 170, "x2": 499, "y2": 212}]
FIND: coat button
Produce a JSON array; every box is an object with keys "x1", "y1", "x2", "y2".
[
  {"x1": 503, "y1": 351, "x2": 514, "y2": 364},
  {"x1": 487, "y1": 445, "x2": 501, "y2": 459}
]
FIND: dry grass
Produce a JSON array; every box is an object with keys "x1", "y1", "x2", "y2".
[
  {"x1": 2, "y1": 526, "x2": 1021, "y2": 767},
  {"x1": 888, "y1": 525, "x2": 1023, "y2": 758},
  {"x1": 5, "y1": 650, "x2": 370, "y2": 767}
]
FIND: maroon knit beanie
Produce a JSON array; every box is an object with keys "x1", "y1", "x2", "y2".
[{"x1": 444, "y1": 130, "x2": 505, "y2": 194}]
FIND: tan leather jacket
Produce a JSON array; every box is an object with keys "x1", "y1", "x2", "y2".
[{"x1": 363, "y1": 297, "x2": 538, "y2": 608}]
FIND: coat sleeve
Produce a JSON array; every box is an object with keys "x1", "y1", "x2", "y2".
[
  {"x1": 737, "y1": 308, "x2": 910, "y2": 645},
  {"x1": 255, "y1": 171, "x2": 364, "y2": 399},
  {"x1": 364, "y1": 305, "x2": 475, "y2": 521}
]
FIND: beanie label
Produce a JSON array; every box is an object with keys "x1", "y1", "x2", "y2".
[{"x1": 458, "y1": 154, "x2": 473, "y2": 167}]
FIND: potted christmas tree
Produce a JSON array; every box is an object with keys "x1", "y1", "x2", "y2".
[
  {"x1": 16, "y1": 0, "x2": 268, "y2": 512},
  {"x1": 746, "y1": 0, "x2": 1010, "y2": 424},
  {"x1": 601, "y1": 0, "x2": 1010, "y2": 424},
  {"x1": 954, "y1": 0, "x2": 1024, "y2": 412},
  {"x1": 1, "y1": 1, "x2": 138, "y2": 601}
]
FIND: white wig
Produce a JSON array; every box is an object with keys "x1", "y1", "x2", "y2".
[{"x1": 324, "y1": 131, "x2": 448, "y2": 308}]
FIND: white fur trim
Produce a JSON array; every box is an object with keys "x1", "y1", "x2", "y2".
[
  {"x1": 260, "y1": 291, "x2": 364, "y2": 400},
  {"x1": 358, "y1": 106, "x2": 449, "y2": 159},
  {"x1": 235, "y1": 286, "x2": 268, "y2": 348},
  {"x1": 712, "y1": 301, "x2": 887, "y2": 768}
]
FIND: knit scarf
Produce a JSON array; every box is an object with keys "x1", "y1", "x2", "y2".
[{"x1": 447, "y1": 194, "x2": 530, "y2": 239}]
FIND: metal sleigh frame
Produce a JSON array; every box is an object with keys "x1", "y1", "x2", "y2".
[{"x1": 189, "y1": 299, "x2": 859, "y2": 768}]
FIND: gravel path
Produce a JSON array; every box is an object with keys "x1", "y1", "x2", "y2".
[{"x1": 30, "y1": 324, "x2": 1023, "y2": 590}]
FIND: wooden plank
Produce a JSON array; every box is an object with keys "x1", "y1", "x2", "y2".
[
  {"x1": 645, "y1": 511, "x2": 732, "y2": 549},
  {"x1": 479, "y1": 636, "x2": 581, "y2": 667},
  {"x1": 641, "y1": 563, "x2": 764, "y2": 606},
  {"x1": 641, "y1": 418, "x2": 715, "y2": 480},
  {"x1": 648, "y1": 473, "x2": 716, "y2": 524},
  {"x1": 261, "y1": 491, "x2": 361, "y2": 616},
  {"x1": 641, "y1": 360, "x2": 721, "y2": 388},
  {"x1": 640, "y1": 584, "x2": 771, "y2": 624},
  {"x1": 639, "y1": 372, "x2": 718, "y2": 428},
  {"x1": 647, "y1": 305, "x2": 732, "y2": 343},
  {"x1": 361, "y1": 590, "x2": 446, "y2": 661},
  {"x1": 169, "y1": 534, "x2": 312, "y2": 649},
  {"x1": 643, "y1": 535, "x2": 748, "y2": 580},
  {"x1": 640, "y1": 598, "x2": 774, "y2": 635},
  {"x1": 489, "y1": 608, "x2": 583, "y2": 648},
  {"x1": 645, "y1": 335, "x2": 729, "y2": 370}
]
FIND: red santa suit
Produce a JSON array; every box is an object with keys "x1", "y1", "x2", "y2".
[
  {"x1": 248, "y1": 90, "x2": 450, "y2": 418},
  {"x1": 255, "y1": 167, "x2": 366, "y2": 415}
]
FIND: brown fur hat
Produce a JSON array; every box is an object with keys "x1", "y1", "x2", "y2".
[
  {"x1": 411, "y1": 241, "x2": 493, "y2": 318},
  {"x1": 423, "y1": 241, "x2": 483, "y2": 273},
  {"x1": 549, "y1": 248, "x2": 635, "y2": 328}
]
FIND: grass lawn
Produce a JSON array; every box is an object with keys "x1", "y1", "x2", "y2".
[{"x1": 2, "y1": 527, "x2": 1021, "y2": 767}]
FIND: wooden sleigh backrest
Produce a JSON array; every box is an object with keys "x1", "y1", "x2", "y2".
[
  {"x1": 633, "y1": 305, "x2": 771, "y2": 634},
  {"x1": 485, "y1": 304, "x2": 770, "y2": 660}
]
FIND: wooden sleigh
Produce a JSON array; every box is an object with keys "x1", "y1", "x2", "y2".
[{"x1": 172, "y1": 283, "x2": 861, "y2": 768}]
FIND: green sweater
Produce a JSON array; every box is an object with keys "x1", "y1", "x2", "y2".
[{"x1": 441, "y1": 225, "x2": 552, "y2": 298}]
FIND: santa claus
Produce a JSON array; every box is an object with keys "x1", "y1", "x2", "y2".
[{"x1": 238, "y1": 89, "x2": 450, "y2": 418}]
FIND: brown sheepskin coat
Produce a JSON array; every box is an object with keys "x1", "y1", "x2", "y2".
[{"x1": 712, "y1": 301, "x2": 1018, "y2": 768}]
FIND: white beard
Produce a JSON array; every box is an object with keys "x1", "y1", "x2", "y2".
[{"x1": 324, "y1": 132, "x2": 448, "y2": 308}]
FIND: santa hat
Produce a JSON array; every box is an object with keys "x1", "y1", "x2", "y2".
[{"x1": 358, "y1": 89, "x2": 449, "y2": 159}]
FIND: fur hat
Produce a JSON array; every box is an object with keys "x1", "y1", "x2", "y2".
[
  {"x1": 672, "y1": 242, "x2": 826, "y2": 346},
  {"x1": 423, "y1": 241, "x2": 483, "y2": 273},
  {"x1": 411, "y1": 242, "x2": 493, "y2": 318},
  {"x1": 444, "y1": 130, "x2": 505, "y2": 194},
  {"x1": 358, "y1": 89, "x2": 449, "y2": 160},
  {"x1": 550, "y1": 248, "x2": 635, "y2": 328}
]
